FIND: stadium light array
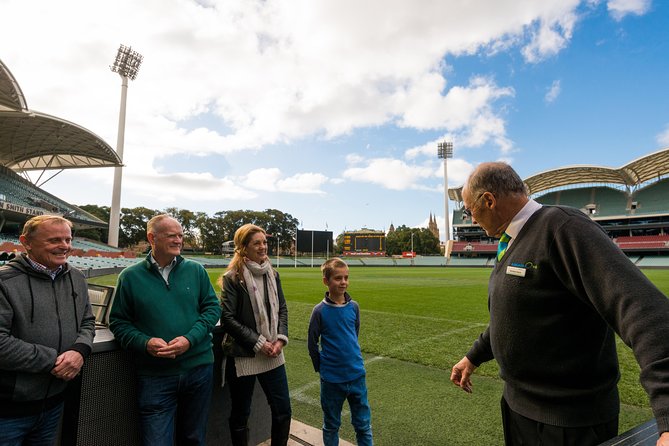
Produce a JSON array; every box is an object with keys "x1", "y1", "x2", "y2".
[
  {"x1": 110, "y1": 45, "x2": 143, "y2": 80},
  {"x1": 108, "y1": 44, "x2": 143, "y2": 247},
  {"x1": 438, "y1": 141, "x2": 453, "y2": 255}
]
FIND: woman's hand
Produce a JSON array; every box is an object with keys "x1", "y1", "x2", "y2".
[
  {"x1": 260, "y1": 341, "x2": 275, "y2": 357},
  {"x1": 260, "y1": 340, "x2": 286, "y2": 357},
  {"x1": 270, "y1": 339, "x2": 286, "y2": 357}
]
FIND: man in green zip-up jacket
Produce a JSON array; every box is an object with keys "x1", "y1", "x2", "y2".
[{"x1": 110, "y1": 214, "x2": 220, "y2": 446}]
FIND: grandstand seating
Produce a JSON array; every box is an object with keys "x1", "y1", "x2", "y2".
[
  {"x1": 359, "y1": 257, "x2": 395, "y2": 266},
  {"x1": 447, "y1": 257, "x2": 491, "y2": 266},
  {"x1": 592, "y1": 187, "x2": 629, "y2": 217},
  {"x1": 0, "y1": 165, "x2": 102, "y2": 224},
  {"x1": 72, "y1": 238, "x2": 122, "y2": 253},
  {"x1": 633, "y1": 179, "x2": 669, "y2": 215},
  {"x1": 450, "y1": 241, "x2": 498, "y2": 253},
  {"x1": 413, "y1": 256, "x2": 448, "y2": 266},
  {"x1": 636, "y1": 256, "x2": 669, "y2": 267},
  {"x1": 67, "y1": 256, "x2": 141, "y2": 270},
  {"x1": 535, "y1": 186, "x2": 628, "y2": 217},
  {"x1": 0, "y1": 233, "x2": 19, "y2": 244},
  {"x1": 615, "y1": 235, "x2": 669, "y2": 250}
]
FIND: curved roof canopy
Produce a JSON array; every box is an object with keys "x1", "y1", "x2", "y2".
[
  {"x1": 448, "y1": 147, "x2": 669, "y2": 202},
  {"x1": 0, "y1": 59, "x2": 121, "y2": 172}
]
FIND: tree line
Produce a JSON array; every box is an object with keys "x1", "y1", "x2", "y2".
[
  {"x1": 76, "y1": 205, "x2": 299, "y2": 254},
  {"x1": 76, "y1": 205, "x2": 441, "y2": 255}
]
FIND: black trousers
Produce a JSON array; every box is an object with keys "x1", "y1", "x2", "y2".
[{"x1": 501, "y1": 397, "x2": 618, "y2": 446}]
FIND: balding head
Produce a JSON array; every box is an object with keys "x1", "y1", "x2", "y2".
[{"x1": 465, "y1": 162, "x2": 527, "y2": 199}]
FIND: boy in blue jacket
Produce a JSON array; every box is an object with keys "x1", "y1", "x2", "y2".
[{"x1": 308, "y1": 258, "x2": 373, "y2": 446}]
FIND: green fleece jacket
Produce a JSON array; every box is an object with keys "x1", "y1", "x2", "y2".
[{"x1": 109, "y1": 254, "x2": 221, "y2": 375}]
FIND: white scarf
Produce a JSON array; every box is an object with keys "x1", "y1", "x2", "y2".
[{"x1": 242, "y1": 259, "x2": 279, "y2": 342}]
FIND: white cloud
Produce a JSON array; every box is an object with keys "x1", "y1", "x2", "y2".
[
  {"x1": 0, "y1": 0, "x2": 596, "y2": 211},
  {"x1": 126, "y1": 171, "x2": 257, "y2": 203},
  {"x1": 242, "y1": 168, "x2": 283, "y2": 192},
  {"x1": 241, "y1": 168, "x2": 328, "y2": 194},
  {"x1": 657, "y1": 124, "x2": 669, "y2": 147},
  {"x1": 276, "y1": 173, "x2": 328, "y2": 194},
  {"x1": 521, "y1": 12, "x2": 577, "y2": 63},
  {"x1": 607, "y1": 0, "x2": 651, "y2": 21},
  {"x1": 342, "y1": 157, "x2": 435, "y2": 190},
  {"x1": 545, "y1": 80, "x2": 562, "y2": 103},
  {"x1": 2, "y1": 0, "x2": 585, "y2": 158}
]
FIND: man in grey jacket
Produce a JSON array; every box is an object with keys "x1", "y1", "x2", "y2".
[{"x1": 0, "y1": 215, "x2": 95, "y2": 445}]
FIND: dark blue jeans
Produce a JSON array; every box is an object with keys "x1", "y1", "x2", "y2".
[
  {"x1": 320, "y1": 375, "x2": 373, "y2": 446},
  {"x1": 136, "y1": 363, "x2": 214, "y2": 446},
  {"x1": 226, "y1": 359, "x2": 292, "y2": 431},
  {"x1": 0, "y1": 401, "x2": 64, "y2": 446}
]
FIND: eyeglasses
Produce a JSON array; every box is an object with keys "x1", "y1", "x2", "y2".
[{"x1": 463, "y1": 193, "x2": 485, "y2": 218}]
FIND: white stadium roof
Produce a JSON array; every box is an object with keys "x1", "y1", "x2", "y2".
[
  {"x1": 448, "y1": 147, "x2": 669, "y2": 202},
  {"x1": 0, "y1": 59, "x2": 121, "y2": 172}
]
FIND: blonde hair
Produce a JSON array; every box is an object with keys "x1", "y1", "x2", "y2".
[
  {"x1": 225, "y1": 223, "x2": 268, "y2": 277},
  {"x1": 21, "y1": 215, "x2": 72, "y2": 239},
  {"x1": 321, "y1": 257, "x2": 348, "y2": 280}
]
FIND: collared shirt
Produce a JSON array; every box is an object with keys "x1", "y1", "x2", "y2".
[
  {"x1": 149, "y1": 255, "x2": 177, "y2": 284},
  {"x1": 25, "y1": 256, "x2": 63, "y2": 280},
  {"x1": 504, "y1": 198, "x2": 542, "y2": 249}
]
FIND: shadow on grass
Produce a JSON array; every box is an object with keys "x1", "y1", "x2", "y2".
[{"x1": 285, "y1": 340, "x2": 652, "y2": 446}]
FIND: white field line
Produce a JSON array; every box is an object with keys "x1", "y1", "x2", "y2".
[
  {"x1": 289, "y1": 302, "x2": 487, "y2": 410},
  {"x1": 290, "y1": 300, "x2": 486, "y2": 326},
  {"x1": 382, "y1": 324, "x2": 485, "y2": 358},
  {"x1": 291, "y1": 356, "x2": 384, "y2": 411}
]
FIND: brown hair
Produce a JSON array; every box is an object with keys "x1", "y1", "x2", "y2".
[
  {"x1": 224, "y1": 224, "x2": 268, "y2": 279},
  {"x1": 21, "y1": 215, "x2": 72, "y2": 239},
  {"x1": 321, "y1": 257, "x2": 348, "y2": 280}
]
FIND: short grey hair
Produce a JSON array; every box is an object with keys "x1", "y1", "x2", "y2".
[
  {"x1": 467, "y1": 162, "x2": 527, "y2": 198},
  {"x1": 146, "y1": 214, "x2": 177, "y2": 235}
]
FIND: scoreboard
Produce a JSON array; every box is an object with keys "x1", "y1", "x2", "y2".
[{"x1": 342, "y1": 231, "x2": 386, "y2": 256}]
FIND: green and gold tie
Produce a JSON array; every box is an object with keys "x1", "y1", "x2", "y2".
[{"x1": 497, "y1": 232, "x2": 511, "y2": 262}]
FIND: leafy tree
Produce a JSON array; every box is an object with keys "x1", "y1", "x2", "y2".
[
  {"x1": 386, "y1": 225, "x2": 440, "y2": 256},
  {"x1": 164, "y1": 207, "x2": 204, "y2": 251},
  {"x1": 119, "y1": 206, "x2": 160, "y2": 248},
  {"x1": 334, "y1": 232, "x2": 345, "y2": 254},
  {"x1": 75, "y1": 204, "x2": 110, "y2": 242},
  {"x1": 198, "y1": 211, "x2": 227, "y2": 254}
]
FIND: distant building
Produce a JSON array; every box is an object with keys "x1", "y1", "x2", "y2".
[
  {"x1": 428, "y1": 212, "x2": 440, "y2": 240},
  {"x1": 341, "y1": 229, "x2": 386, "y2": 256}
]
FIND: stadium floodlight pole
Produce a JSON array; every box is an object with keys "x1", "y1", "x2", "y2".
[
  {"x1": 108, "y1": 44, "x2": 143, "y2": 248},
  {"x1": 438, "y1": 141, "x2": 453, "y2": 258}
]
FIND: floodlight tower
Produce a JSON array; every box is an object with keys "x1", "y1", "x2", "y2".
[
  {"x1": 437, "y1": 141, "x2": 453, "y2": 257},
  {"x1": 108, "y1": 44, "x2": 143, "y2": 247}
]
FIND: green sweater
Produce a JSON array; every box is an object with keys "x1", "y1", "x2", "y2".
[{"x1": 109, "y1": 255, "x2": 221, "y2": 375}]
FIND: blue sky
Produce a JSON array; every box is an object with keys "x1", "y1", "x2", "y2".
[{"x1": 1, "y1": 0, "x2": 668, "y2": 240}]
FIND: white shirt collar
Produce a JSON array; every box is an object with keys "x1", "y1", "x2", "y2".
[{"x1": 504, "y1": 199, "x2": 542, "y2": 241}]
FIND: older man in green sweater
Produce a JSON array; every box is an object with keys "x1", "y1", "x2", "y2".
[
  {"x1": 110, "y1": 214, "x2": 220, "y2": 446},
  {"x1": 450, "y1": 162, "x2": 669, "y2": 446}
]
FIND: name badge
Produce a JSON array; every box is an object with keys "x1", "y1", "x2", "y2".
[{"x1": 506, "y1": 265, "x2": 526, "y2": 277}]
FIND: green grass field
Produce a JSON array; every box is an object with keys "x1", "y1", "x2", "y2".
[{"x1": 90, "y1": 266, "x2": 669, "y2": 445}]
